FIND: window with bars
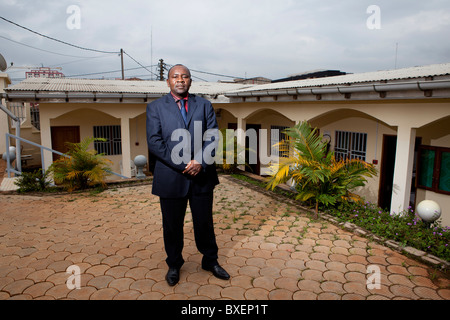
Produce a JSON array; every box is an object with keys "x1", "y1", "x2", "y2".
[
  {"x1": 335, "y1": 130, "x2": 367, "y2": 161},
  {"x1": 7, "y1": 102, "x2": 26, "y2": 126},
  {"x1": 271, "y1": 125, "x2": 290, "y2": 158},
  {"x1": 93, "y1": 125, "x2": 122, "y2": 155},
  {"x1": 30, "y1": 103, "x2": 40, "y2": 130}
]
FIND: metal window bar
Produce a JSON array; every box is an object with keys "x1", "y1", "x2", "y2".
[
  {"x1": 4, "y1": 133, "x2": 128, "y2": 179},
  {"x1": 113, "y1": 125, "x2": 122, "y2": 155},
  {"x1": 335, "y1": 131, "x2": 348, "y2": 161},
  {"x1": 271, "y1": 126, "x2": 289, "y2": 158},
  {"x1": 93, "y1": 125, "x2": 122, "y2": 155},
  {"x1": 335, "y1": 131, "x2": 367, "y2": 161},
  {"x1": 30, "y1": 104, "x2": 40, "y2": 130}
]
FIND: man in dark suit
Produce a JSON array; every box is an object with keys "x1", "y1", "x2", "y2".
[{"x1": 146, "y1": 64, "x2": 230, "y2": 286}]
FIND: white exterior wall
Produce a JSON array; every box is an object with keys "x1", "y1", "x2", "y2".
[{"x1": 37, "y1": 98, "x2": 450, "y2": 226}]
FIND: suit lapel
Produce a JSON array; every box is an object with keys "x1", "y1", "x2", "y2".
[
  {"x1": 163, "y1": 93, "x2": 197, "y2": 128},
  {"x1": 164, "y1": 94, "x2": 186, "y2": 127},
  {"x1": 185, "y1": 94, "x2": 196, "y2": 127}
]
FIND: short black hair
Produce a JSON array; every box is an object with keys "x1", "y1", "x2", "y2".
[{"x1": 167, "y1": 64, "x2": 191, "y2": 77}]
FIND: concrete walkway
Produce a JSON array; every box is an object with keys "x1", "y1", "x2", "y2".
[
  {"x1": 0, "y1": 177, "x2": 19, "y2": 192},
  {"x1": 0, "y1": 174, "x2": 448, "y2": 300}
]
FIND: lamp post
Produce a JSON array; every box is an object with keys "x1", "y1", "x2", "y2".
[
  {"x1": 416, "y1": 200, "x2": 441, "y2": 228},
  {"x1": 2, "y1": 146, "x2": 17, "y2": 176},
  {"x1": 134, "y1": 155, "x2": 147, "y2": 179}
]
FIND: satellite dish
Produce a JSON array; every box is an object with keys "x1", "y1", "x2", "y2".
[{"x1": 0, "y1": 54, "x2": 7, "y2": 72}]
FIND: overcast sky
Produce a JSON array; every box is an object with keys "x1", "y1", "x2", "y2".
[{"x1": 1, "y1": 0, "x2": 450, "y2": 83}]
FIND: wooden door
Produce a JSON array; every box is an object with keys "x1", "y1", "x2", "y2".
[{"x1": 51, "y1": 126, "x2": 80, "y2": 161}]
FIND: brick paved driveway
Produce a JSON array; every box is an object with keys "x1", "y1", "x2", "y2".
[{"x1": 0, "y1": 175, "x2": 449, "y2": 300}]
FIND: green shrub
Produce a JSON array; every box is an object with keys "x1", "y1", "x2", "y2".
[
  {"x1": 327, "y1": 201, "x2": 450, "y2": 261},
  {"x1": 14, "y1": 169, "x2": 50, "y2": 193}
]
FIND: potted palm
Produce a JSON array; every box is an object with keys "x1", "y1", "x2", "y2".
[
  {"x1": 48, "y1": 137, "x2": 112, "y2": 192},
  {"x1": 266, "y1": 121, "x2": 377, "y2": 218}
]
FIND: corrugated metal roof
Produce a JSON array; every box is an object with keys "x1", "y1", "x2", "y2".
[
  {"x1": 5, "y1": 63, "x2": 450, "y2": 96},
  {"x1": 230, "y1": 63, "x2": 450, "y2": 93},
  {"x1": 5, "y1": 78, "x2": 253, "y2": 95}
]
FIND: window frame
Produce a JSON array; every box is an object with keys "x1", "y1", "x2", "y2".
[
  {"x1": 93, "y1": 125, "x2": 122, "y2": 156},
  {"x1": 271, "y1": 125, "x2": 290, "y2": 158},
  {"x1": 334, "y1": 130, "x2": 368, "y2": 162},
  {"x1": 416, "y1": 145, "x2": 450, "y2": 195}
]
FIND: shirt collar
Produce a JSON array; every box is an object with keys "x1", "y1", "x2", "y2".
[{"x1": 170, "y1": 92, "x2": 188, "y2": 102}]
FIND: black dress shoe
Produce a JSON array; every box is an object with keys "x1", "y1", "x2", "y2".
[
  {"x1": 166, "y1": 268, "x2": 180, "y2": 286},
  {"x1": 203, "y1": 265, "x2": 230, "y2": 280}
]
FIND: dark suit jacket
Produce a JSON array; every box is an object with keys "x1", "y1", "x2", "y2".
[{"x1": 146, "y1": 93, "x2": 219, "y2": 198}]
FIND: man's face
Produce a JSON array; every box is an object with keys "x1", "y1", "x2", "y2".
[{"x1": 167, "y1": 65, "x2": 192, "y2": 98}]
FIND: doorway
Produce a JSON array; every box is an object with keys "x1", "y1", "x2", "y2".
[
  {"x1": 51, "y1": 126, "x2": 80, "y2": 161},
  {"x1": 378, "y1": 134, "x2": 421, "y2": 211},
  {"x1": 378, "y1": 135, "x2": 396, "y2": 210},
  {"x1": 246, "y1": 124, "x2": 261, "y2": 175},
  {"x1": 228, "y1": 123, "x2": 261, "y2": 175}
]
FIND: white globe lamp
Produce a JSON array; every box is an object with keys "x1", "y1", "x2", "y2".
[
  {"x1": 2, "y1": 146, "x2": 16, "y2": 162},
  {"x1": 416, "y1": 200, "x2": 441, "y2": 224},
  {"x1": 134, "y1": 155, "x2": 147, "y2": 179}
]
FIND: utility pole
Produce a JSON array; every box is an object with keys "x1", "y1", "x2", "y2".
[
  {"x1": 158, "y1": 59, "x2": 165, "y2": 81},
  {"x1": 120, "y1": 48, "x2": 125, "y2": 80}
]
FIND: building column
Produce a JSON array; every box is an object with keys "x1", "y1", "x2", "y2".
[
  {"x1": 120, "y1": 117, "x2": 132, "y2": 178},
  {"x1": 390, "y1": 125, "x2": 416, "y2": 215},
  {"x1": 236, "y1": 117, "x2": 246, "y2": 169},
  {"x1": 40, "y1": 116, "x2": 53, "y2": 172}
]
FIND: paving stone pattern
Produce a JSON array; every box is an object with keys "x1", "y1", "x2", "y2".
[{"x1": 0, "y1": 175, "x2": 449, "y2": 300}]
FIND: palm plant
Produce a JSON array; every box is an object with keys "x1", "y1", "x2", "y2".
[
  {"x1": 266, "y1": 121, "x2": 377, "y2": 217},
  {"x1": 48, "y1": 137, "x2": 112, "y2": 192}
]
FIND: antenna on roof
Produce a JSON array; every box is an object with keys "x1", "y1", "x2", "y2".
[
  {"x1": 151, "y1": 26, "x2": 153, "y2": 81},
  {"x1": 394, "y1": 43, "x2": 399, "y2": 69}
]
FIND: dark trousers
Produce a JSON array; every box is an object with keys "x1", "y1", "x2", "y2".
[{"x1": 160, "y1": 190, "x2": 218, "y2": 270}]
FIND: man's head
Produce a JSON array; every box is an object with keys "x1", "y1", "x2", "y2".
[{"x1": 167, "y1": 64, "x2": 192, "y2": 98}]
